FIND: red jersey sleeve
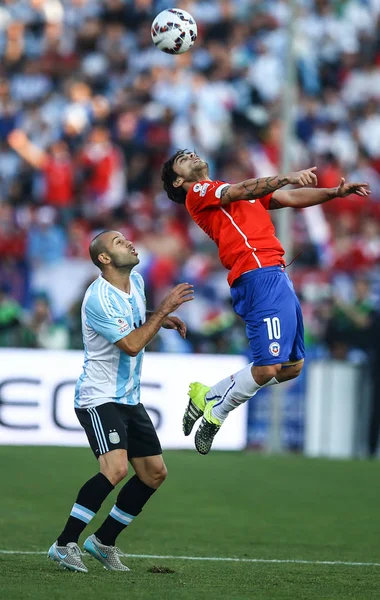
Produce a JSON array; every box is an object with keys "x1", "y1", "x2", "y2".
[
  {"x1": 259, "y1": 193, "x2": 273, "y2": 210},
  {"x1": 186, "y1": 181, "x2": 229, "y2": 212},
  {"x1": 187, "y1": 181, "x2": 273, "y2": 211}
]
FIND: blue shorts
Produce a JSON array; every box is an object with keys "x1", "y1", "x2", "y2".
[{"x1": 230, "y1": 266, "x2": 305, "y2": 366}]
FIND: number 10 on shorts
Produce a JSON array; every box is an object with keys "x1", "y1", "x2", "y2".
[{"x1": 263, "y1": 317, "x2": 281, "y2": 340}]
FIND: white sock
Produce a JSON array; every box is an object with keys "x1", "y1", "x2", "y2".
[
  {"x1": 210, "y1": 365, "x2": 279, "y2": 423},
  {"x1": 205, "y1": 365, "x2": 255, "y2": 403}
]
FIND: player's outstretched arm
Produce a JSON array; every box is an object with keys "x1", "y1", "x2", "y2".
[
  {"x1": 8, "y1": 129, "x2": 47, "y2": 170},
  {"x1": 269, "y1": 177, "x2": 371, "y2": 210},
  {"x1": 219, "y1": 168, "x2": 318, "y2": 205},
  {"x1": 116, "y1": 283, "x2": 194, "y2": 356}
]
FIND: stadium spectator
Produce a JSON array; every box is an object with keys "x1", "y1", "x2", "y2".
[
  {"x1": 78, "y1": 125, "x2": 126, "y2": 215},
  {"x1": 27, "y1": 205, "x2": 67, "y2": 267},
  {"x1": 323, "y1": 277, "x2": 374, "y2": 360},
  {"x1": 22, "y1": 292, "x2": 69, "y2": 349},
  {"x1": 8, "y1": 129, "x2": 75, "y2": 222},
  {"x1": 0, "y1": 282, "x2": 23, "y2": 347}
]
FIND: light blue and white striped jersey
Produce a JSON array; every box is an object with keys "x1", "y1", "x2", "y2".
[{"x1": 75, "y1": 272, "x2": 146, "y2": 408}]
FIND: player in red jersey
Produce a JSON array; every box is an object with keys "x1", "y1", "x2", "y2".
[{"x1": 161, "y1": 150, "x2": 370, "y2": 454}]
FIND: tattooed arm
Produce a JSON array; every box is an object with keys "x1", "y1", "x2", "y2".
[
  {"x1": 219, "y1": 167, "x2": 318, "y2": 205},
  {"x1": 269, "y1": 178, "x2": 371, "y2": 210}
]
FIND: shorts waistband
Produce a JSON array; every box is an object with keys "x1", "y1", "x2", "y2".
[{"x1": 232, "y1": 265, "x2": 285, "y2": 286}]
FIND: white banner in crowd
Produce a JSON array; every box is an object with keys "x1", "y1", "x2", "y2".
[{"x1": 0, "y1": 350, "x2": 248, "y2": 450}]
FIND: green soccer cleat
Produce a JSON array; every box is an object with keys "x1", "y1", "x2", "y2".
[
  {"x1": 183, "y1": 382, "x2": 210, "y2": 436},
  {"x1": 194, "y1": 400, "x2": 222, "y2": 455}
]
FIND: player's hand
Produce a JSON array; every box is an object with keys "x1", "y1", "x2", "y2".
[
  {"x1": 8, "y1": 129, "x2": 28, "y2": 150},
  {"x1": 159, "y1": 283, "x2": 194, "y2": 316},
  {"x1": 335, "y1": 178, "x2": 371, "y2": 198},
  {"x1": 162, "y1": 315, "x2": 187, "y2": 339},
  {"x1": 286, "y1": 167, "x2": 318, "y2": 187}
]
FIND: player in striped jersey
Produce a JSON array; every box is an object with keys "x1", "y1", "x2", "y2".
[
  {"x1": 48, "y1": 230, "x2": 193, "y2": 572},
  {"x1": 162, "y1": 150, "x2": 370, "y2": 455}
]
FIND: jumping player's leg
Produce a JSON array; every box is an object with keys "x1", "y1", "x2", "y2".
[
  {"x1": 211, "y1": 359, "x2": 304, "y2": 421},
  {"x1": 185, "y1": 359, "x2": 304, "y2": 437},
  {"x1": 201, "y1": 359, "x2": 302, "y2": 402},
  {"x1": 193, "y1": 268, "x2": 305, "y2": 454},
  {"x1": 276, "y1": 359, "x2": 304, "y2": 382},
  {"x1": 183, "y1": 363, "x2": 281, "y2": 437}
]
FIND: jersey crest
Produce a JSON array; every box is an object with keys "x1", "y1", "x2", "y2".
[{"x1": 193, "y1": 182, "x2": 210, "y2": 196}]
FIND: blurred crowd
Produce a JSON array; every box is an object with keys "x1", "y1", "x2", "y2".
[{"x1": 0, "y1": 0, "x2": 380, "y2": 368}]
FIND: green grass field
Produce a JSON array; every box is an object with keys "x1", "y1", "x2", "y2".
[{"x1": 0, "y1": 447, "x2": 379, "y2": 600}]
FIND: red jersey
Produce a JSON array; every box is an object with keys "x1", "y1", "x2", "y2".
[
  {"x1": 80, "y1": 144, "x2": 123, "y2": 196},
  {"x1": 186, "y1": 180, "x2": 285, "y2": 286},
  {"x1": 43, "y1": 157, "x2": 74, "y2": 207}
]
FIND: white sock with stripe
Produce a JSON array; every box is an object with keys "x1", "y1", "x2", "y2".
[
  {"x1": 205, "y1": 371, "x2": 241, "y2": 403},
  {"x1": 206, "y1": 362, "x2": 261, "y2": 402},
  {"x1": 210, "y1": 364, "x2": 279, "y2": 422}
]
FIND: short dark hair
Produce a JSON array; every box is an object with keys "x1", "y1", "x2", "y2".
[
  {"x1": 89, "y1": 230, "x2": 112, "y2": 269},
  {"x1": 161, "y1": 149, "x2": 187, "y2": 204}
]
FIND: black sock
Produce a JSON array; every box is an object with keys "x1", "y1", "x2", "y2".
[
  {"x1": 57, "y1": 473, "x2": 114, "y2": 546},
  {"x1": 95, "y1": 475, "x2": 156, "y2": 546}
]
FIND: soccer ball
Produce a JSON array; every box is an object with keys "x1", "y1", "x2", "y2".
[{"x1": 151, "y1": 8, "x2": 197, "y2": 54}]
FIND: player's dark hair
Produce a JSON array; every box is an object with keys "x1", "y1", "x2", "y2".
[
  {"x1": 89, "y1": 230, "x2": 113, "y2": 269},
  {"x1": 161, "y1": 149, "x2": 187, "y2": 204}
]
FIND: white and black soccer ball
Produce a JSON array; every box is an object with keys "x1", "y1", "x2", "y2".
[{"x1": 151, "y1": 8, "x2": 197, "y2": 54}]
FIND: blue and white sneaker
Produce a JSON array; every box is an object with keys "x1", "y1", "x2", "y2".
[
  {"x1": 48, "y1": 541, "x2": 88, "y2": 572},
  {"x1": 83, "y1": 534, "x2": 130, "y2": 571}
]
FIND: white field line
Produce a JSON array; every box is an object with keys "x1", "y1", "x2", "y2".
[{"x1": 0, "y1": 550, "x2": 379, "y2": 567}]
